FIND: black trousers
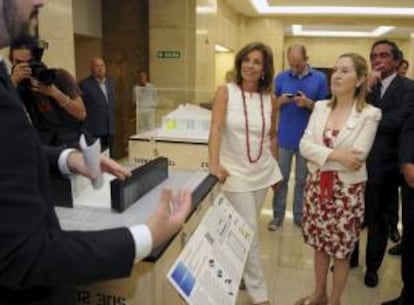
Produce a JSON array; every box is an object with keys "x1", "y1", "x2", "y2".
[
  {"x1": 365, "y1": 171, "x2": 400, "y2": 272},
  {"x1": 401, "y1": 183, "x2": 414, "y2": 304},
  {"x1": 388, "y1": 186, "x2": 400, "y2": 231},
  {"x1": 97, "y1": 134, "x2": 113, "y2": 154}
]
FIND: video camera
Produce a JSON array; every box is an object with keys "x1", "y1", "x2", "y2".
[{"x1": 28, "y1": 39, "x2": 56, "y2": 86}]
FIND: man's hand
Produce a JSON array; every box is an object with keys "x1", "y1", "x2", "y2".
[
  {"x1": 293, "y1": 91, "x2": 312, "y2": 109},
  {"x1": 146, "y1": 189, "x2": 192, "y2": 248},
  {"x1": 11, "y1": 63, "x2": 31, "y2": 86},
  {"x1": 403, "y1": 163, "x2": 414, "y2": 188},
  {"x1": 367, "y1": 70, "x2": 382, "y2": 90},
  {"x1": 67, "y1": 151, "x2": 131, "y2": 180},
  {"x1": 278, "y1": 94, "x2": 293, "y2": 108}
]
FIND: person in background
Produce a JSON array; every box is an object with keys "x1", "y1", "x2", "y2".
[
  {"x1": 364, "y1": 40, "x2": 414, "y2": 288},
  {"x1": 0, "y1": 1, "x2": 192, "y2": 304},
  {"x1": 133, "y1": 70, "x2": 159, "y2": 132},
  {"x1": 209, "y1": 42, "x2": 282, "y2": 305},
  {"x1": 296, "y1": 53, "x2": 381, "y2": 305},
  {"x1": 381, "y1": 104, "x2": 414, "y2": 305},
  {"x1": 10, "y1": 35, "x2": 86, "y2": 148},
  {"x1": 398, "y1": 59, "x2": 409, "y2": 77},
  {"x1": 225, "y1": 69, "x2": 235, "y2": 83},
  {"x1": 79, "y1": 57, "x2": 115, "y2": 153},
  {"x1": 268, "y1": 44, "x2": 328, "y2": 230},
  {"x1": 386, "y1": 57, "x2": 410, "y2": 258}
]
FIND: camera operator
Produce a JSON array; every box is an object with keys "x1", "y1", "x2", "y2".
[{"x1": 9, "y1": 36, "x2": 86, "y2": 148}]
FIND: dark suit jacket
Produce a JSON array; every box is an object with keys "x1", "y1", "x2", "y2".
[
  {"x1": 398, "y1": 91, "x2": 414, "y2": 305},
  {"x1": 79, "y1": 76, "x2": 115, "y2": 137},
  {"x1": 367, "y1": 75, "x2": 414, "y2": 185},
  {"x1": 0, "y1": 65, "x2": 135, "y2": 304}
]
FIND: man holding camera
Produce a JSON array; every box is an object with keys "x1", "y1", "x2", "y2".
[{"x1": 10, "y1": 36, "x2": 86, "y2": 148}]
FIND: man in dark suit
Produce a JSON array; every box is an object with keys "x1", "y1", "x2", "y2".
[
  {"x1": 364, "y1": 39, "x2": 414, "y2": 288},
  {"x1": 79, "y1": 58, "x2": 115, "y2": 152},
  {"x1": 381, "y1": 110, "x2": 414, "y2": 305},
  {"x1": 0, "y1": 1, "x2": 191, "y2": 304}
]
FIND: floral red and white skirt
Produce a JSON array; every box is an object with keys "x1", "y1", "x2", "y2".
[{"x1": 302, "y1": 129, "x2": 365, "y2": 259}]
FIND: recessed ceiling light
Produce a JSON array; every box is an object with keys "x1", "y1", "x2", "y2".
[
  {"x1": 251, "y1": 0, "x2": 414, "y2": 16},
  {"x1": 215, "y1": 44, "x2": 232, "y2": 52},
  {"x1": 291, "y1": 25, "x2": 395, "y2": 37},
  {"x1": 197, "y1": 0, "x2": 217, "y2": 14}
]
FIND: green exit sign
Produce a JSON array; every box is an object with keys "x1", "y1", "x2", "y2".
[{"x1": 157, "y1": 50, "x2": 181, "y2": 59}]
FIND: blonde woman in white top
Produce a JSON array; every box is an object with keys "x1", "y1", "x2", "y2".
[
  {"x1": 209, "y1": 42, "x2": 282, "y2": 305},
  {"x1": 296, "y1": 53, "x2": 381, "y2": 305}
]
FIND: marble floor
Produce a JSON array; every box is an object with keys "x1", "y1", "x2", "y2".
[{"x1": 235, "y1": 192, "x2": 403, "y2": 305}]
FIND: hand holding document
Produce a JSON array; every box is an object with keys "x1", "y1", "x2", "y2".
[{"x1": 79, "y1": 134, "x2": 103, "y2": 189}]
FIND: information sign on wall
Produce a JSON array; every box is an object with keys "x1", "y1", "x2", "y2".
[{"x1": 157, "y1": 50, "x2": 181, "y2": 59}]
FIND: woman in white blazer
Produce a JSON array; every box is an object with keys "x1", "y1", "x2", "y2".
[{"x1": 295, "y1": 53, "x2": 381, "y2": 305}]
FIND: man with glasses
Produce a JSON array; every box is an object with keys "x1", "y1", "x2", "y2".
[{"x1": 364, "y1": 40, "x2": 414, "y2": 299}]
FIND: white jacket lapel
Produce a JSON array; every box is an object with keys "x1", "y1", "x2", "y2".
[{"x1": 334, "y1": 103, "x2": 360, "y2": 146}]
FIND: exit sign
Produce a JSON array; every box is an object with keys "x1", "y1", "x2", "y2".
[{"x1": 157, "y1": 50, "x2": 181, "y2": 59}]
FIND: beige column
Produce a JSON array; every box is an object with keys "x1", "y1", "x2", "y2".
[
  {"x1": 38, "y1": 0, "x2": 76, "y2": 75},
  {"x1": 149, "y1": 0, "x2": 196, "y2": 115},
  {"x1": 240, "y1": 18, "x2": 285, "y2": 75},
  {"x1": 195, "y1": 0, "x2": 243, "y2": 103}
]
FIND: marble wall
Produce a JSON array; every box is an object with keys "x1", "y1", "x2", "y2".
[
  {"x1": 195, "y1": 0, "x2": 242, "y2": 102},
  {"x1": 149, "y1": 0, "x2": 197, "y2": 121},
  {"x1": 101, "y1": 0, "x2": 149, "y2": 157},
  {"x1": 38, "y1": 0, "x2": 76, "y2": 75},
  {"x1": 285, "y1": 36, "x2": 410, "y2": 74}
]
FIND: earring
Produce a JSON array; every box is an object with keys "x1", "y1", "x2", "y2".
[{"x1": 261, "y1": 74, "x2": 265, "y2": 81}]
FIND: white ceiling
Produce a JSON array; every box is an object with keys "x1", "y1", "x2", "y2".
[
  {"x1": 267, "y1": 0, "x2": 414, "y2": 6},
  {"x1": 225, "y1": 0, "x2": 414, "y2": 38}
]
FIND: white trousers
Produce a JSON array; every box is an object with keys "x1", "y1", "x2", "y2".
[{"x1": 224, "y1": 188, "x2": 269, "y2": 304}]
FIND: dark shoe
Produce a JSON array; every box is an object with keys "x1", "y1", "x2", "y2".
[
  {"x1": 294, "y1": 218, "x2": 302, "y2": 228},
  {"x1": 364, "y1": 270, "x2": 379, "y2": 287},
  {"x1": 388, "y1": 243, "x2": 403, "y2": 256},
  {"x1": 381, "y1": 295, "x2": 404, "y2": 305},
  {"x1": 267, "y1": 217, "x2": 283, "y2": 231},
  {"x1": 389, "y1": 227, "x2": 401, "y2": 243},
  {"x1": 239, "y1": 279, "x2": 246, "y2": 290}
]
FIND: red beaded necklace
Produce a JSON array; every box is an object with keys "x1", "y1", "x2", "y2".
[{"x1": 241, "y1": 86, "x2": 265, "y2": 163}]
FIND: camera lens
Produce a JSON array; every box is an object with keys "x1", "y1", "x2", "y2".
[{"x1": 28, "y1": 59, "x2": 55, "y2": 86}]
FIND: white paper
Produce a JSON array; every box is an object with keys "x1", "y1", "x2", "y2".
[
  {"x1": 167, "y1": 193, "x2": 254, "y2": 305},
  {"x1": 79, "y1": 134, "x2": 103, "y2": 190}
]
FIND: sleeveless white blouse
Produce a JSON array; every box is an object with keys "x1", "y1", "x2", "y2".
[{"x1": 220, "y1": 83, "x2": 282, "y2": 192}]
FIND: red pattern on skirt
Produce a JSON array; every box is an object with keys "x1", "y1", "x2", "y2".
[{"x1": 302, "y1": 129, "x2": 365, "y2": 259}]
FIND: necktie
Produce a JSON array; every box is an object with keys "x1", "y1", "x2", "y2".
[{"x1": 371, "y1": 82, "x2": 382, "y2": 105}]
